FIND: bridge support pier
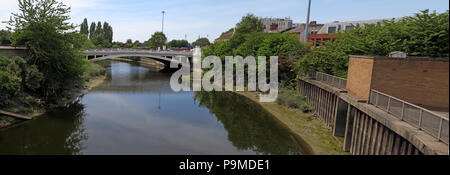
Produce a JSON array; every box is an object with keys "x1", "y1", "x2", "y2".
[{"x1": 333, "y1": 98, "x2": 348, "y2": 137}]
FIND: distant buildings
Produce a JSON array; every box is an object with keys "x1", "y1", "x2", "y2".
[
  {"x1": 261, "y1": 17, "x2": 293, "y2": 33},
  {"x1": 282, "y1": 18, "x2": 401, "y2": 48},
  {"x1": 215, "y1": 16, "x2": 402, "y2": 48},
  {"x1": 283, "y1": 21, "x2": 324, "y2": 42}
]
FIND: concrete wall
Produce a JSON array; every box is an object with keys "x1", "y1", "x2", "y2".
[
  {"x1": 371, "y1": 57, "x2": 449, "y2": 111},
  {"x1": 346, "y1": 56, "x2": 374, "y2": 101},
  {"x1": 0, "y1": 47, "x2": 28, "y2": 58}
]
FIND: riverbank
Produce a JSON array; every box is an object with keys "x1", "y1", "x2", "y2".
[
  {"x1": 235, "y1": 91, "x2": 349, "y2": 155},
  {"x1": 0, "y1": 66, "x2": 107, "y2": 129},
  {"x1": 110, "y1": 57, "x2": 165, "y2": 71}
]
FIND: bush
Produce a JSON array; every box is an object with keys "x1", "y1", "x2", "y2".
[
  {"x1": 276, "y1": 88, "x2": 313, "y2": 113},
  {"x1": 82, "y1": 60, "x2": 106, "y2": 80}
]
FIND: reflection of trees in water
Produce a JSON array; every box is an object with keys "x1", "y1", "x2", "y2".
[
  {"x1": 194, "y1": 91, "x2": 308, "y2": 155},
  {"x1": 0, "y1": 100, "x2": 87, "y2": 155}
]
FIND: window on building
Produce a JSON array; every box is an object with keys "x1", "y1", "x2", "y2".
[
  {"x1": 345, "y1": 25, "x2": 355, "y2": 31},
  {"x1": 328, "y1": 27, "x2": 337, "y2": 34}
]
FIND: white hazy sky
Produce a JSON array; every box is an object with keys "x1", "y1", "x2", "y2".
[{"x1": 1, "y1": 0, "x2": 448, "y2": 43}]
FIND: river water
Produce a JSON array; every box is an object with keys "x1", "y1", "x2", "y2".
[{"x1": 0, "y1": 61, "x2": 310, "y2": 155}]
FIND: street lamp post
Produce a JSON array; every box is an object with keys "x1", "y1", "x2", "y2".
[
  {"x1": 303, "y1": 0, "x2": 312, "y2": 42},
  {"x1": 162, "y1": 10, "x2": 166, "y2": 33}
]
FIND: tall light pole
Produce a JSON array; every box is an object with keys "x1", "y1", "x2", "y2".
[
  {"x1": 302, "y1": 0, "x2": 312, "y2": 42},
  {"x1": 161, "y1": 10, "x2": 166, "y2": 33}
]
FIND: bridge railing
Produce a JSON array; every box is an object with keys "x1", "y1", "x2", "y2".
[
  {"x1": 369, "y1": 89, "x2": 449, "y2": 145},
  {"x1": 85, "y1": 48, "x2": 193, "y2": 53},
  {"x1": 308, "y1": 71, "x2": 347, "y2": 90}
]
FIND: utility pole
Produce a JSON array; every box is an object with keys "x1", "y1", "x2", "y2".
[
  {"x1": 302, "y1": 0, "x2": 312, "y2": 42},
  {"x1": 162, "y1": 10, "x2": 166, "y2": 33}
]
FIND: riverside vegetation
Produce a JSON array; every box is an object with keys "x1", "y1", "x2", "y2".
[{"x1": 0, "y1": 0, "x2": 105, "y2": 127}]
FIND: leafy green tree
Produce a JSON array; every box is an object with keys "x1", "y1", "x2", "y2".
[
  {"x1": 133, "y1": 40, "x2": 141, "y2": 48},
  {"x1": 0, "y1": 30, "x2": 12, "y2": 45},
  {"x1": 168, "y1": 39, "x2": 190, "y2": 47},
  {"x1": 95, "y1": 21, "x2": 102, "y2": 38},
  {"x1": 147, "y1": 32, "x2": 167, "y2": 49},
  {"x1": 80, "y1": 18, "x2": 89, "y2": 35},
  {"x1": 102, "y1": 22, "x2": 113, "y2": 44},
  {"x1": 69, "y1": 32, "x2": 95, "y2": 50},
  {"x1": 8, "y1": 0, "x2": 87, "y2": 103},
  {"x1": 126, "y1": 39, "x2": 133, "y2": 48},
  {"x1": 112, "y1": 41, "x2": 124, "y2": 48},
  {"x1": 89, "y1": 22, "x2": 96, "y2": 40},
  {"x1": 0, "y1": 56, "x2": 25, "y2": 105},
  {"x1": 229, "y1": 13, "x2": 264, "y2": 49},
  {"x1": 192, "y1": 37, "x2": 210, "y2": 47}
]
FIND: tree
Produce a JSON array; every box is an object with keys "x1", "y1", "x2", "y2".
[
  {"x1": 95, "y1": 21, "x2": 102, "y2": 38},
  {"x1": 229, "y1": 13, "x2": 264, "y2": 49},
  {"x1": 168, "y1": 39, "x2": 190, "y2": 48},
  {"x1": 126, "y1": 39, "x2": 133, "y2": 48},
  {"x1": 235, "y1": 13, "x2": 264, "y2": 34},
  {"x1": 80, "y1": 18, "x2": 89, "y2": 35},
  {"x1": 89, "y1": 22, "x2": 96, "y2": 39},
  {"x1": 100, "y1": 22, "x2": 113, "y2": 46},
  {"x1": 133, "y1": 40, "x2": 141, "y2": 48},
  {"x1": 147, "y1": 32, "x2": 167, "y2": 49},
  {"x1": 0, "y1": 30, "x2": 12, "y2": 45},
  {"x1": 192, "y1": 38, "x2": 210, "y2": 47},
  {"x1": 8, "y1": 0, "x2": 87, "y2": 102},
  {"x1": 69, "y1": 32, "x2": 95, "y2": 51}
]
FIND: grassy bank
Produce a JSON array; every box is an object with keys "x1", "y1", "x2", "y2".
[{"x1": 235, "y1": 90, "x2": 349, "y2": 155}]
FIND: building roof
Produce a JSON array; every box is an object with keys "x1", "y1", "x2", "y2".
[
  {"x1": 317, "y1": 18, "x2": 402, "y2": 34},
  {"x1": 214, "y1": 31, "x2": 234, "y2": 42}
]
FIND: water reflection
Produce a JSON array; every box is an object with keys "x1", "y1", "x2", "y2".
[
  {"x1": 194, "y1": 91, "x2": 310, "y2": 155},
  {"x1": 0, "y1": 61, "x2": 310, "y2": 155},
  {"x1": 0, "y1": 101, "x2": 87, "y2": 155}
]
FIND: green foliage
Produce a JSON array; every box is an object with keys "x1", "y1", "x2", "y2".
[
  {"x1": 192, "y1": 37, "x2": 210, "y2": 47},
  {"x1": 92, "y1": 35, "x2": 111, "y2": 48},
  {"x1": 69, "y1": 32, "x2": 96, "y2": 50},
  {"x1": 229, "y1": 13, "x2": 264, "y2": 49},
  {"x1": 126, "y1": 39, "x2": 133, "y2": 48},
  {"x1": 0, "y1": 56, "x2": 43, "y2": 106},
  {"x1": 203, "y1": 26, "x2": 308, "y2": 87},
  {"x1": 0, "y1": 30, "x2": 12, "y2": 45},
  {"x1": 95, "y1": 21, "x2": 102, "y2": 38},
  {"x1": 8, "y1": 0, "x2": 87, "y2": 103},
  {"x1": 0, "y1": 56, "x2": 24, "y2": 104},
  {"x1": 81, "y1": 60, "x2": 106, "y2": 80},
  {"x1": 89, "y1": 22, "x2": 96, "y2": 40},
  {"x1": 168, "y1": 39, "x2": 190, "y2": 48},
  {"x1": 112, "y1": 41, "x2": 124, "y2": 48},
  {"x1": 102, "y1": 22, "x2": 113, "y2": 43},
  {"x1": 146, "y1": 32, "x2": 167, "y2": 48},
  {"x1": 276, "y1": 89, "x2": 313, "y2": 113},
  {"x1": 80, "y1": 18, "x2": 89, "y2": 35},
  {"x1": 294, "y1": 10, "x2": 449, "y2": 78}
]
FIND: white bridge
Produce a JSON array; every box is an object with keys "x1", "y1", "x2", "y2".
[{"x1": 82, "y1": 48, "x2": 195, "y2": 69}]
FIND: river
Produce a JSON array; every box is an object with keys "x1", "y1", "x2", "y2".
[{"x1": 0, "y1": 61, "x2": 310, "y2": 155}]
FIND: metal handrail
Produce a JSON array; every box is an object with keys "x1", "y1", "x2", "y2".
[
  {"x1": 370, "y1": 89, "x2": 449, "y2": 145},
  {"x1": 309, "y1": 71, "x2": 347, "y2": 90}
]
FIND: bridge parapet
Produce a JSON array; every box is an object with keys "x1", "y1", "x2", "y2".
[{"x1": 82, "y1": 48, "x2": 193, "y2": 57}]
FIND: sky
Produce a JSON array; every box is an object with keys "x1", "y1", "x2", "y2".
[{"x1": 0, "y1": 0, "x2": 448, "y2": 43}]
